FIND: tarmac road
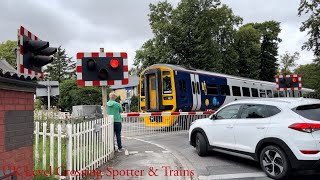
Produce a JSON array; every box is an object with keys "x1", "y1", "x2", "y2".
[{"x1": 138, "y1": 133, "x2": 320, "y2": 180}]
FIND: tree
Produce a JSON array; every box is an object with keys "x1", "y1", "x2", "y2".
[
  {"x1": 134, "y1": 0, "x2": 242, "y2": 74},
  {"x1": 250, "y1": 21, "x2": 282, "y2": 82},
  {"x1": 130, "y1": 95, "x2": 139, "y2": 112},
  {"x1": 295, "y1": 63, "x2": 320, "y2": 90},
  {"x1": 298, "y1": 0, "x2": 320, "y2": 60},
  {"x1": 0, "y1": 40, "x2": 17, "y2": 68},
  {"x1": 44, "y1": 46, "x2": 76, "y2": 82},
  {"x1": 59, "y1": 80, "x2": 105, "y2": 111},
  {"x1": 234, "y1": 24, "x2": 261, "y2": 79},
  {"x1": 279, "y1": 52, "x2": 299, "y2": 74}
]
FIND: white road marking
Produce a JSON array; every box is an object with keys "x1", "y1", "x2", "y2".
[
  {"x1": 129, "y1": 151, "x2": 139, "y2": 154},
  {"x1": 145, "y1": 151, "x2": 154, "y2": 153},
  {"x1": 198, "y1": 172, "x2": 267, "y2": 180},
  {"x1": 162, "y1": 151, "x2": 170, "y2": 153},
  {"x1": 128, "y1": 137, "x2": 193, "y2": 180}
]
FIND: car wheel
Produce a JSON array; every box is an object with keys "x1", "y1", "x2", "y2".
[
  {"x1": 259, "y1": 145, "x2": 291, "y2": 179},
  {"x1": 195, "y1": 133, "x2": 208, "y2": 156}
]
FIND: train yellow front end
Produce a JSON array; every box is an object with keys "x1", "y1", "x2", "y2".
[{"x1": 140, "y1": 65, "x2": 178, "y2": 127}]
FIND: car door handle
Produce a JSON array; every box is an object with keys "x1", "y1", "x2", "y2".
[{"x1": 256, "y1": 127, "x2": 266, "y2": 129}]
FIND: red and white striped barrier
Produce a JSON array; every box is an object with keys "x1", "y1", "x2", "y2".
[{"x1": 121, "y1": 111, "x2": 215, "y2": 117}]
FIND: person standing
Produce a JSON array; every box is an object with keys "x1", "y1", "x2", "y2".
[{"x1": 107, "y1": 92, "x2": 124, "y2": 152}]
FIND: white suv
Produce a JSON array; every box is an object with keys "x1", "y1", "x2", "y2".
[{"x1": 189, "y1": 98, "x2": 320, "y2": 179}]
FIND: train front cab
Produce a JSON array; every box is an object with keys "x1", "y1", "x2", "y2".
[{"x1": 139, "y1": 66, "x2": 177, "y2": 127}]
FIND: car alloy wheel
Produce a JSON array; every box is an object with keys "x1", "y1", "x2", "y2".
[
  {"x1": 262, "y1": 150, "x2": 284, "y2": 176},
  {"x1": 260, "y1": 145, "x2": 291, "y2": 179}
]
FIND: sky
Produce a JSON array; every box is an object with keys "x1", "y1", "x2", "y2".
[{"x1": 0, "y1": 0, "x2": 314, "y2": 70}]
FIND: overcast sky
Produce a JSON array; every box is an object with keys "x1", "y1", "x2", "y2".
[{"x1": 0, "y1": 0, "x2": 313, "y2": 70}]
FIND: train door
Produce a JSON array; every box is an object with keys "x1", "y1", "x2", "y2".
[
  {"x1": 144, "y1": 68, "x2": 163, "y2": 111},
  {"x1": 176, "y1": 71, "x2": 190, "y2": 111},
  {"x1": 149, "y1": 75, "x2": 157, "y2": 109}
]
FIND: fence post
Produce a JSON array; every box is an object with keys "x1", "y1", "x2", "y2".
[
  {"x1": 50, "y1": 123, "x2": 54, "y2": 170},
  {"x1": 57, "y1": 123, "x2": 62, "y2": 179},
  {"x1": 35, "y1": 121, "x2": 39, "y2": 165},
  {"x1": 66, "y1": 124, "x2": 73, "y2": 180},
  {"x1": 43, "y1": 122, "x2": 47, "y2": 170}
]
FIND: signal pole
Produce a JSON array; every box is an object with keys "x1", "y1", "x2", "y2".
[
  {"x1": 100, "y1": 48, "x2": 108, "y2": 119},
  {"x1": 47, "y1": 79, "x2": 51, "y2": 111}
]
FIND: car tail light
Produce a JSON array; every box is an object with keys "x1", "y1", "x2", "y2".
[
  {"x1": 300, "y1": 150, "x2": 320, "y2": 154},
  {"x1": 288, "y1": 123, "x2": 320, "y2": 133}
]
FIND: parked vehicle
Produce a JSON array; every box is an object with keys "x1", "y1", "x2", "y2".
[{"x1": 189, "y1": 98, "x2": 320, "y2": 179}]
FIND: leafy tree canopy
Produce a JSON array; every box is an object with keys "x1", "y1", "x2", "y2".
[
  {"x1": 59, "y1": 80, "x2": 107, "y2": 112},
  {"x1": 279, "y1": 51, "x2": 299, "y2": 75},
  {"x1": 0, "y1": 40, "x2": 17, "y2": 68},
  {"x1": 134, "y1": 0, "x2": 281, "y2": 82},
  {"x1": 134, "y1": 0, "x2": 243, "y2": 75},
  {"x1": 298, "y1": 0, "x2": 320, "y2": 60},
  {"x1": 44, "y1": 46, "x2": 76, "y2": 82}
]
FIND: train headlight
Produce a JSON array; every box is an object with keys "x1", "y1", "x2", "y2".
[
  {"x1": 164, "y1": 96, "x2": 173, "y2": 100},
  {"x1": 141, "y1": 98, "x2": 145, "y2": 102}
]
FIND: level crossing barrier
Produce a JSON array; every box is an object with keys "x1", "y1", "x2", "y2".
[{"x1": 121, "y1": 111, "x2": 214, "y2": 138}]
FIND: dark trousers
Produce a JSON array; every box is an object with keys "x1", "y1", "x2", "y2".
[{"x1": 114, "y1": 122, "x2": 122, "y2": 149}]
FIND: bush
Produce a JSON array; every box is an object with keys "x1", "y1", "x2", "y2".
[{"x1": 130, "y1": 95, "x2": 139, "y2": 112}]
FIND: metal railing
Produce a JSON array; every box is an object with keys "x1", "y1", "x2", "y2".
[{"x1": 121, "y1": 111, "x2": 213, "y2": 138}]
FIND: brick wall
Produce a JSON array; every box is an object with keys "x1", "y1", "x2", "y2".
[{"x1": 0, "y1": 89, "x2": 34, "y2": 180}]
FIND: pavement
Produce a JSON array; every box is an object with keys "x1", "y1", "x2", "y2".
[{"x1": 98, "y1": 136, "x2": 195, "y2": 180}]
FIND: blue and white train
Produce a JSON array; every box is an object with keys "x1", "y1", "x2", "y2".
[{"x1": 139, "y1": 64, "x2": 314, "y2": 126}]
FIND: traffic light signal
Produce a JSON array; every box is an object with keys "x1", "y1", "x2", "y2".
[
  {"x1": 18, "y1": 26, "x2": 57, "y2": 76},
  {"x1": 76, "y1": 52, "x2": 129, "y2": 86},
  {"x1": 276, "y1": 74, "x2": 302, "y2": 90}
]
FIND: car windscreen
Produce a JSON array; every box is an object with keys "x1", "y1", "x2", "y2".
[{"x1": 293, "y1": 104, "x2": 320, "y2": 121}]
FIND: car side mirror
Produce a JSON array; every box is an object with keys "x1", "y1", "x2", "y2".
[{"x1": 210, "y1": 114, "x2": 217, "y2": 120}]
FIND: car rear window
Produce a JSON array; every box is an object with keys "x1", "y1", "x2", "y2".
[{"x1": 293, "y1": 104, "x2": 320, "y2": 121}]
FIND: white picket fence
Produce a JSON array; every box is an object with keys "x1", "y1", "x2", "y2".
[{"x1": 34, "y1": 117, "x2": 114, "y2": 180}]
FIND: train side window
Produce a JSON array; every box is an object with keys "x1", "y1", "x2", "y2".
[
  {"x1": 220, "y1": 85, "x2": 230, "y2": 96},
  {"x1": 242, "y1": 87, "x2": 250, "y2": 97},
  {"x1": 232, "y1": 86, "x2": 241, "y2": 96},
  {"x1": 192, "y1": 82, "x2": 195, "y2": 94},
  {"x1": 151, "y1": 78, "x2": 156, "y2": 90},
  {"x1": 251, "y1": 88, "x2": 259, "y2": 97},
  {"x1": 163, "y1": 71, "x2": 170, "y2": 75},
  {"x1": 207, "y1": 84, "x2": 219, "y2": 95},
  {"x1": 260, "y1": 89, "x2": 266, "y2": 98},
  {"x1": 163, "y1": 76, "x2": 172, "y2": 94},
  {"x1": 267, "y1": 90, "x2": 273, "y2": 98},
  {"x1": 273, "y1": 90, "x2": 279, "y2": 97}
]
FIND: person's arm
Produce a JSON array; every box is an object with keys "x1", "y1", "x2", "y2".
[{"x1": 118, "y1": 103, "x2": 123, "y2": 113}]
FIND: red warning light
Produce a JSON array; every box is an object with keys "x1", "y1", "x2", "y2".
[
  {"x1": 292, "y1": 77, "x2": 297, "y2": 83},
  {"x1": 110, "y1": 59, "x2": 119, "y2": 68}
]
